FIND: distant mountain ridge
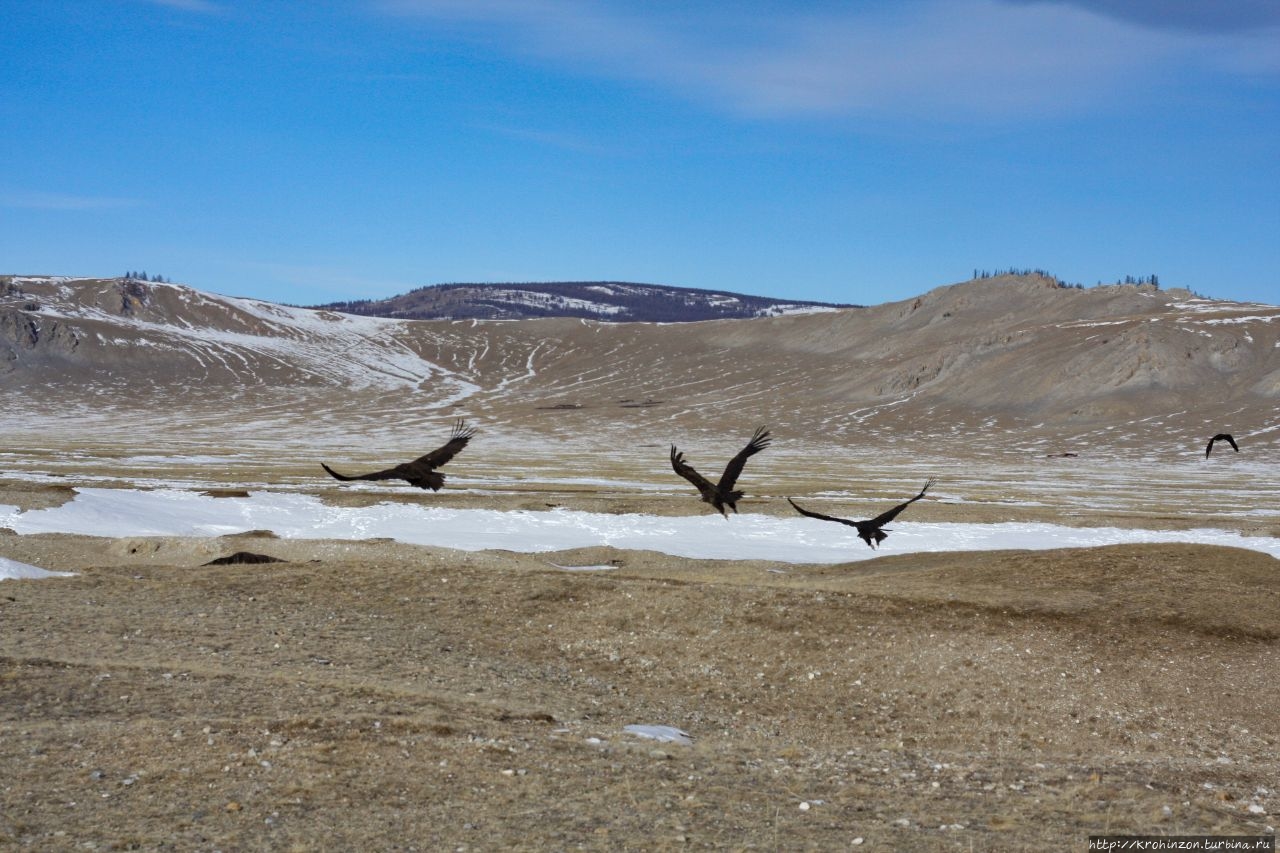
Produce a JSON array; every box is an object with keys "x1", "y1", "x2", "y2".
[
  {"x1": 310, "y1": 281, "x2": 854, "y2": 322},
  {"x1": 3, "y1": 273, "x2": 1278, "y2": 460}
]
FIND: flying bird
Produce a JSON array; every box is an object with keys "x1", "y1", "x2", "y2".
[
  {"x1": 321, "y1": 419, "x2": 475, "y2": 491},
  {"x1": 788, "y1": 479, "x2": 934, "y2": 550},
  {"x1": 1205, "y1": 433, "x2": 1238, "y2": 458},
  {"x1": 670, "y1": 426, "x2": 771, "y2": 518}
]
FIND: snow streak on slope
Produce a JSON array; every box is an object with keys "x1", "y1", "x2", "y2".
[{"x1": 19, "y1": 279, "x2": 461, "y2": 391}]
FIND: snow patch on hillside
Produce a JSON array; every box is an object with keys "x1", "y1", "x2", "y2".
[{"x1": 12, "y1": 280, "x2": 473, "y2": 393}]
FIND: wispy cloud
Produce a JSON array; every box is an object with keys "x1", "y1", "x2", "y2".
[
  {"x1": 1007, "y1": 0, "x2": 1280, "y2": 34},
  {"x1": 139, "y1": 0, "x2": 224, "y2": 13},
  {"x1": 0, "y1": 191, "x2": 141, "y2": 211},
  {"x1": 1007, "y1": 0, "x2": 1280, "y2": 75},
  {"x1": 476, "y1": 122, "x2": 618, "y2": 156},
  {"x1": 376, "y1": 0, "x2": 1280, "y2": 120}
]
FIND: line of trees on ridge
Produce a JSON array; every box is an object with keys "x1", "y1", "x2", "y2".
[
  {"x1": 123, "y1": 271, "x2": 170, "y2": 283},
  {"x1": 972, "y1": 268, "x2": 1164, "y2": 290}
]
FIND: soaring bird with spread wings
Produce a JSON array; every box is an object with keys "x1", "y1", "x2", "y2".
[
  {"x1": 1205, "y1": 433, "x2": 1239, "y2": 458},
  {"x1": 788, "y1": 479, "x2": 933, "y2": 550},
  {"x1": 670, "y1": 426, "x2": 771, "y2": 518},
  {"x1": 321, "y1": 420, "x2": 475, "y2": 491}
]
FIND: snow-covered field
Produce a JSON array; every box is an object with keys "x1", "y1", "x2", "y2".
[{"x1": 4, "y1": 487, "x2": 1278, "y2": 581}]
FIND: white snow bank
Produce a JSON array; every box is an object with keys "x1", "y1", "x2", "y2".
[
  {"x1": 2, "y1": 489, "x2": 1278, "y2": 564},
  {"x1": 0, "y1": 556, "x2": 75, "y2": 581}
]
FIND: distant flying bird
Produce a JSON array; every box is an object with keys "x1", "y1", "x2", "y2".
[
  {"x1": 1205, "y1": 433, "x2": 1239, "y2": 458},
  {"x1": 321, "y1": 419, "x2": 475, "y2": 491},
  {"x1": 788, "y1": 479, "x2": 934, "y2": 550},
  {"x1": 670, "y1": 426, "x2": 771, "y2": 518}
]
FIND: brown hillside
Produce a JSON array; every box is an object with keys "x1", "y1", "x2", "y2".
[{"x1": 2, "y1": 273, "x2": 1276, "y2": 468}]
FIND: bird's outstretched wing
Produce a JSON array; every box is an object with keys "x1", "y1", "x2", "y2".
[
  {"x1": 865, "y1": 479, "x2": 933, "y2": 527},
  {"x1": 671, "y1": 445, "x2": 717, "y2": 501},
  {"x1": 321, "y1": 420, "x2": 475, "y2": 487},
  {"x1": 787, "y1": 497, "x2": 858, "y2": 528},
  {"x1": 1206, "y1": 432, "x2": 1239, "y2": 457},
  {"x1": 717, "y1": 426, "x2": 771, "y2": 492},
  {"x1": 409, "y1": 419, "x2": 476, "y2": 469},
  {"x1": 320, "y1": 461, "x2": 403, "y2": 482}
]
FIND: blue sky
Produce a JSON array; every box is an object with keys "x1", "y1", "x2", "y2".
[{"x1": 2, "y1": 0, "x2": 1278, "y2": 306}]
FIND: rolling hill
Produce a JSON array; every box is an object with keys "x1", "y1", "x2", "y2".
[
  {"x1": 2, "y1": 273, "x2": 1277, "y2": 462},
  {"x1": 310, "y1": 280, "x2": 852, "y2": 322}
]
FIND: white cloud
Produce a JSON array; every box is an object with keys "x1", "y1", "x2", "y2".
[{"x1": 376, "y1": 0, "x2": 1278, "y2": 120}]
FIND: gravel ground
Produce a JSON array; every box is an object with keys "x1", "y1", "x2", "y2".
[{"x1": 1, "y1": 482, "x2": 1277, "y2": 850}]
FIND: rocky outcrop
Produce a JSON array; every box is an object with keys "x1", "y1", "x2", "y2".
[{"x1": 0, "y1": 306, "x2": 81, "y2": 371}]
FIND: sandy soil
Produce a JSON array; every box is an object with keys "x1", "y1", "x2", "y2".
[{"x1": 2, "y1": 482, "x2": 1278, "y2": 851}]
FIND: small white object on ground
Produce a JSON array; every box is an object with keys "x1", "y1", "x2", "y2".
[{"x1": 623, "y1": 725, "x2": 692, "y2": 745}]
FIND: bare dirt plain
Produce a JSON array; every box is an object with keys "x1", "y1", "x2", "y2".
[
  {"x1": 2, "y1": 475, "x2": 1278, "y2": 852},
  {"x1": 2, "y1": 275, "x2": 1278, "y2": 849}
]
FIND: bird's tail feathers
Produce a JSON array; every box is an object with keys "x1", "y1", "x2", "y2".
[
  {"x1": 421, "y1": 471, "x2": 446, "y2": 492},
  {"x1": 714, "y1": 490, "x2": 745, "y2": 518}
]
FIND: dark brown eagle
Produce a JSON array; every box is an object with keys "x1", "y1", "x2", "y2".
[
  {"x1": 1205, "y1": 433, "x2": 1239, "y2": 458},
  {"x1": 670, "y1": 426, "x2": 771, "y2": 518},
  {"x1": 788, "y1": 479, "x2": 933, "y2": 549},
  {"x1": 321, "y1": 419, "x2": 475, "y2": 491}
]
